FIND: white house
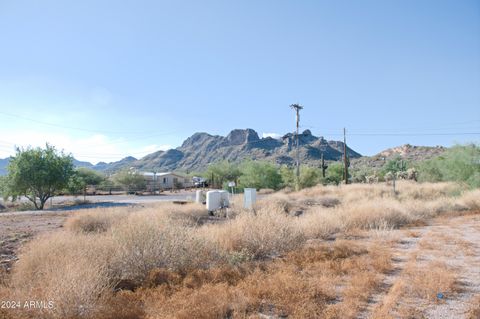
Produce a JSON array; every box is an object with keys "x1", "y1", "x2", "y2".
[{"x1": 142, "y1": 172, "x2": 193, "y2": 190}]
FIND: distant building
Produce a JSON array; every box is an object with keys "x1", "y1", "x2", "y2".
[{"x1": 142, "y1": 172, "x2": 192, "y2": 190}]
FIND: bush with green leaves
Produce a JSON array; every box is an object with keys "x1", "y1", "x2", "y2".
[
  {"x1": 381, "y1": 155, "x2": 408, "y2": 176},
  {"x1": 237, "y1": 160, "x2": 283, "y2": 190},
  {"x1": 417, "y1": 144, "x2": 480, "y2": 188},
  {"x1": 280, "y1": 165, "x2": 322, "y2": 189},
  {"x1": 0, "y1": 175, "x2": 14, "y2": 201},
  {"x1": 203, "y1": 160, "x2": 241, "y2": 188},
  {"x1": 350, "y1": 166, "x2": 375, "y2": 183},
  {"x1": 325, "y1": 162, "x2": 345, "y2": 185},
  {"x1": 67, "y1": 168, "x2": 105, "y2": 195},
  {"x1": 3, "y1": 144, "x2": 75, "y2": 209},
  {"x1": 280, "y1": 165, "x2": 295, "y2": 188},
  {"x1": 113, "y1": 169, "x2": 146, "y2": 193}
]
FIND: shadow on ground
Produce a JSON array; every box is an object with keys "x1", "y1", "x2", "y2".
[{"x1": 50, "y1": 202, "x2": 133, "y2": 211}]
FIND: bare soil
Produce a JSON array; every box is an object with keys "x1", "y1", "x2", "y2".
[
  {"x1": 359, "y1": 212, "x2": 480, "y2": 318},
  {"x1": 0, "y1": 212, "x2": 68, "y2": 272}
]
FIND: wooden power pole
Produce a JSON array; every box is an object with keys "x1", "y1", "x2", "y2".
[
  {"x1": 290, "y1": 104, "x2": 303, "y2": 189},
  {"x1": 343, "y1": 127, "x2": 349, "y2": 184}
]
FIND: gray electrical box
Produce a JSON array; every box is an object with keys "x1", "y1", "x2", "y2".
[{"x1": 243, "y1": 188, "x2": 257, "y2": 209}]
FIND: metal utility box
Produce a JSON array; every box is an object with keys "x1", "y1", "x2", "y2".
[
  {"x1": 195, "y1": 190, "x2": 205, "y2": 203},
  {"x1": 206, "y1": 191, "x2": 222, "y2": 211},
  {"x1": 243, "y1": 188, "x2": 257, "y2": 209}
]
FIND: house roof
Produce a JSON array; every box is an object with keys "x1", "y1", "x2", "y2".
[{"x1": 142, "y1": 172, "x2": 187, "y2": 178}]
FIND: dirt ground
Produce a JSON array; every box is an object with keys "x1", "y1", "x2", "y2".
[
  {"x1": 0, "y1": 212, "x2": 69, "y2": 272},
  {"x1": 356, "y1": 212, "x2": 480, "y2": 318}
]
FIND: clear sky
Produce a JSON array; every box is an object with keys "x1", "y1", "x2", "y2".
[{"x1": 0, "y1": 0, "x2": 479, "y2": 163}]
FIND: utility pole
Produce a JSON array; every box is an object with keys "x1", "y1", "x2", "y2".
[
  {"x1": 290, "y1": 104, "x2": 303, "y2": 190},
  {"x1": 343, "y1": 127, "x2": 349, "y2": 184}
]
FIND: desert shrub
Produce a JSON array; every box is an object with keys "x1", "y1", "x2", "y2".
[
  {"x1": 298, "y1": 196, "x2": 340, "y2": 208},
  {"x1": 457, "y1": 189, "x2": 480, "y2": 211},
  {"x1": 203, "y1": 160, "x2": 241, "y2": 189},
  {"x1": 296, "y1": 208, "x2": 344, "y2": 239},
  {"x1": 66, "y1": 209, "x2": 130, "y2": 233},
  {"x1": 341, "y1": 199, "x2": 411, "y2": 230},
  {"x1": 144, "y1": 283, "x2": 248, "y2": 319},
  {"x1": 350, "y1": 166, "x2": 375, "y2": 183},
  {"x1": 325, "y1": 162, "x2": 344, "y2": 185},
  {"x1": 156, "y1": 202, "x2": 210, "y2": 225},
  {"x1": 237, "y1": 160, "x2": 283, "y2": 190},
  {"x1": 113, "y1": 169, "x2": 146, "y2": 193},
  {"x1": 381, "y1": 155, "x2": 408, "y2": 176},
  {"x1": 299, "y1": 166, "x2": 322, "y2": 189},
  {"x1": 279, "y1": 165, "x2": 295, "y2": 189},
  {"x1": 110, "y1": 213, "x2": 223, "y2": 283},
  {"x1": 258, "y1": 188, "x2": 275, "y2": 194},
  {"x1": 318, "y1": 196, "x2": 341, "y2": 207},
  {"x1": 404, "y1": 260, "x2": 459, "y2": 301},
  {"x1": 201, "y1": 209, "x2": 305, "y2": 259},
  {"x1": 417, "y1": 144, "x2": 480, "y2": 188},
  {"x1": 11, "y1": 232, "x2": 115, "y2": 319}
]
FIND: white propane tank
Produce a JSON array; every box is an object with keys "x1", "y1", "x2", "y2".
[
  {"x1": 206, "y1": 190, "x2": 222, "y2": 212},
  {"x1": 243, "y1": 188, "x2": 257, "y2": 209},
  {"x1": 195, "y1": 190, "x2": 205, "y2": 203},
  {"x1": 218, "y1": 190, "x2": 230, "y2": 207}
]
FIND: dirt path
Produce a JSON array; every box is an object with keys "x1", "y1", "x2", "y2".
[
  {"x1": 422, "y1": 215, "x2": 480, "y2": 319},
  {"x1": 359, "y1": 214, "x2": 480, "y2": 319}
]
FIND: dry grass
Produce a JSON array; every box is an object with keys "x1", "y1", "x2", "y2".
[
  {"x1": 140, "y1": 239, "x2": 392, "y2": 319},
  {"x1": 8, "y1": 232, "x2": 115, "y2": 319},
  {"x1": 467, "y1": 295, "x2": 480, "y2": 319},
  {"x1": 372, "y1": 259, "x2": 460, "y2": 318},
  {"x1": 110, "y1": 212, "x2": 223, "y2": 284},
  {"x1": 200, "y1": 208, "x2": 305, "y2": 259},
  {"x1": 405, "y1": 260, "x2": 459, "y2": 301},
  {"x1": 1, "y1": 181, "x2": 479, "y2": 318},
  {"x1": 65, "y1": 209, "x2": 130, "y2": 233}
]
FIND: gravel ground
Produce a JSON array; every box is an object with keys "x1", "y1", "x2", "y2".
[
  {"x1": 422, "y1": 215, "x2": 480, "y2": 318},
  {"x1": 358, "y1": 213, "x2": 480, "y2": 319}
]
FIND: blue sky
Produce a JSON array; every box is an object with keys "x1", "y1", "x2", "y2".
[{"x1": 0, "y1": 0, "x2": 479, "y2": 163}]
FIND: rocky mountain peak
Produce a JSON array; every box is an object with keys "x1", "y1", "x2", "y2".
[
  {"x1": 226, "y1": 129, "x2": 260, "y2": 145},
  {"x1": 181, "y1": 132, "x2": 216, "y2": 148},
  {"x1": 302, "y1": 129, "x2": 312, "y2": 136}
]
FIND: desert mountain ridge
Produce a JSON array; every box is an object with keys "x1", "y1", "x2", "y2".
[{"x1": 0, "y1": 129, "x2": 447, "y2": 175}]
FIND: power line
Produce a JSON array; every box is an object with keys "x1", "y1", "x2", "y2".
[
  {"x1": 302, "y1": 119, "x2": 480, "y2": 132},
  {"x1": 320, "y1": 132, "x2": 480, "y2": 136},
  {"x1": 0, "y1": 110, "x2": 167, "y2": 135}
]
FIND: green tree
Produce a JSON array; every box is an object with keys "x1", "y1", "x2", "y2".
[
  {"x1": 4, "y1": 145, "x2": 74, "y2": 210},
  {"x1": 77, "y1": 167, "x2": 104, "y2": 185},
  {"x1": 204, "y1": 160, "x2": 241, "y2": 188},
  {"x1": 0, "y1": 176, "x2": 14, "y2": 201},
  {"x1": 114, "y1": 169, "x2": 146, "y2": 193},
  {"x1": 417, "y1": 144, "x2": 480, "y2": 188},
  {"x1": 98, "y1": 178, "x2": 116, "y2": 195},
  {"x1": 280, "y1": 165, "x2": 295, "y2": 189},
  {"x1": 299, "y1": 166, "x2": 321, "y2": 189},
  {"x1": 66, "y1": 173, "x2": 85, "y2": 195},
  {"x1": 67, "y1": 168, "x2": 105, "y2": 195},
  {"x1": 238, "y1": 160, "x2": 282, "y2": 190},
  {"x1": 381, "y1": 155, "x2": 408, "y2": 176},
  {"x1": 325, "y1": 162, "x2": 344, "y2": 185},
  {"x1": 281, "y1": 165, "x2": 321, "y2": 189}
]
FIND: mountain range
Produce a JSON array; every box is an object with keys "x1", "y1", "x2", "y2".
[{"x1": 0, "y1": 129, "x2": 446, "y2": 175}]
